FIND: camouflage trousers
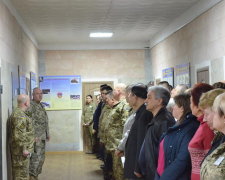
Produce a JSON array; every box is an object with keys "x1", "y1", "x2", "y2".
[
  {"x1": 112, "y1": 151, "x2": 125, "y2": 180},
  {"x1": 83, "y1": 126, "x2": 93, "y2": 153},
  {"x1": 12, "y1": 155, "x2": 30, "y2": 180},
  {"x1": 29, "y1": 140, "x2": 46, "y2": 177}
]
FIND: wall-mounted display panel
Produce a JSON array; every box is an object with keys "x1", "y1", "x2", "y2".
[
  {"x1": 39, "y1": 75, "x2": 82, "y2": 110},
  {"x1": 162, "y1": 67, "x2": 174, "y2": 86},
  {"x1": 174, "y1": 63, "x2": 190, "y2": 87}
]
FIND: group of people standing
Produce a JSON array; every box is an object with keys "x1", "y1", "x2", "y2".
[
  {"x1": 82, "y1": 81, "x2": 225, "y2": 180},
  {"x1": 8, "y1": 87, "x2": 49, "y2": 180}
]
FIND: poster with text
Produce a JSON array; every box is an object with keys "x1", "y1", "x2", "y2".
[
  {"x1": 162, "y1": 67, "x2": 174, "y2": 86},
  {"x1": 174, "y1": 63, "x2": 190, "y2": 87},
  {"x1": 18, "y1": 66, "x2": 27, "y2": 95},
  {"x1": 30, "y1": 72, "x2": 37, "y2": 91},
  {"x1": 39, "y1": 75, "x2": 82, "y2": 110}
]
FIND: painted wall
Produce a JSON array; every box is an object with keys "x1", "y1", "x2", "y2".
[
  {"x1": 150, "y1": 1, "x2": 225, "y2": 85},
  {"x1": 0, "y1": 2, "x2": 38, "y2": 179},
  {"x1": 39, "y1": 49, "x2": 150, "y2": 152}
]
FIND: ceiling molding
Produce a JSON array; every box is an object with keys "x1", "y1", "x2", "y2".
[
  {"x1": 2, "y1": 0, "x2": 38, "y2": 48},
  {"x1": 149, "y1": 0, "x2": 223, "y2": 48}
]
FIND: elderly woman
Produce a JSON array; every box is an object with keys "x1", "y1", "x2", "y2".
[
  {"x1": 200, "y1": 92, "x2": 225, "y2": 180},
  {"x1": 199, "y1": 89, "x2": 225, "y2": 155},
  {"x1": 188, "y1": 83, "x2": 214, "y2": 180},
  {"x1": 155, "y1": 94, "x2": 199, "y2": 180}
]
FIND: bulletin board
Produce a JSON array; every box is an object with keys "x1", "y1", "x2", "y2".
[
  {"x1": 18, "y1": 66, "x2": 27, "y2": 94},
  {"x1": 30, "y1": 72, "x2": 37, "y2": 97},
  {"x1": 162, "y1": 67, "x2": 174, "y2": 86},
  {"x1": 39, "y1": 75, "x2": 82, "y2": 110},
  {"x1": 174, "y1": 63, "x2": 190, "y2": 87}
]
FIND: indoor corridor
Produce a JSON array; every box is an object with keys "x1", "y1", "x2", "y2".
[{"x1": 39, "y1": 152, "x2": 103, "y2": 180}]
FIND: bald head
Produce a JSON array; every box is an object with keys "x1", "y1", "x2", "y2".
[
  {"x1": 17, "y1": 94, "x2": 30, "y2": 110},
  {"x1": 114, "y1": 83, "x2": 126, "y2": 101}
]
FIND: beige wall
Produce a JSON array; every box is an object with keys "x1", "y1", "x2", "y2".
[
  {"x1": 0, "y1": 2, "x2": 38, "y2": 179},
  {"x1": 40, "y1": 49, "x2": 147, "y2": 84},
  {"x1": 39, "y1": 49, "x2": 149, "y2": 152},
  {"x1": 151, "y1": 1, "x2": 225, "y2": 85}
]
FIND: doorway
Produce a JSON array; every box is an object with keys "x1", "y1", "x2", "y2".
[
  {"x1": 197, "y1": 67, "x2": 209, "y2": 84},
  {"x1": 82, "y1": 81, "x2": 114, "y2": 107}
]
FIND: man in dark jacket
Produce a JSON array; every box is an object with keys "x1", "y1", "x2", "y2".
[
  {"x1": 124, "y1": 84, "x2": 153, "y2": 180},
  {"x1": 135, "y1": 86, "x2": 175, "y2": 180}
]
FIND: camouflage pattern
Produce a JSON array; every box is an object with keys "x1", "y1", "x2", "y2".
[
  {"x1": 112, "y1": 152, "x2": 125, "y2": 180},
  {"x1": 81, "y1": 103, "x2": 96, "y2": 153},
  {"x1": 98, "y1": 104, "x2": 112, "y2": 143},
  {"x1": 105, "y1": 101, "x2": 128, "y2": 180},
  {"x1": 9, "y1": 107, "x2": 35, "y2": 180},
  {"x1": 201, "y1": 142, "x2": 225, "y2": 180},
  {"x1": 26, "y1": 101, "x2": 49, "y2": 177},
  {"x1": 26, "y1": 101, "x2": 49, "y2": 140},
  {"x1": 105, "y1": 101, "x2": 129, "y2": 151}
]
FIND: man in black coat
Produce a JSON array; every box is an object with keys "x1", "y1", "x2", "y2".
[
  {"x1": 124, "y1": 84, "x2": 153, "y2": 180},
  {"x1": 135, "y1": 86, "x2": 175, "y2": 180}
]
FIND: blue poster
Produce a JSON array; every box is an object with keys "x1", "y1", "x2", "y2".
[{"x1": 39, "y1": 75, "x2": 82, "y2": 110}]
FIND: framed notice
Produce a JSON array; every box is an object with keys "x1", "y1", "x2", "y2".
[
  {"x1": 162, "y1": 67, "x2": 174, "y2": 86},
  {"x1": 30, "y1": 72, "x2": 37, "y2": 97},
  {"x1": 39, "y1": 75, "x2": 82, "y2": 110},
  {"x1": 18, "y1": 66, "x2": 26, "y2": 94},
  {"x1": 174, "y1": 63, "x2": 190, "y2": 87}
]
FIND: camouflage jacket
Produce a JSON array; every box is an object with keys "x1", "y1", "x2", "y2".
[
  {"x1": 105, "y1": 101, "x2": 129, "y2": 151},
  {"x1": 9, "y1": 107, "x2": 34, "y2": 155},
  {"x1": 98, "y1": 104, "x2": 112, "y2": 141},
  {"x1": 201, "y1": 142, "x2": 225, "y2": 180},
  {"x1": 81, "y1": 103, "x2": 96, "y2": 124},
  {"x1": 26, "y1": 101, "x2": 49, "y2": 140}
]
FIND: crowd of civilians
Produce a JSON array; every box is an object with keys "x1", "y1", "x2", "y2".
[{"x1": 88, "y1": 81, "x2": 225, "y2": 180}]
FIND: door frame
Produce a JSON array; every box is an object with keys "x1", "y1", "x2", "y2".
[{"x1": 194, "y1": 61, "x2": 211, "y2": 84}]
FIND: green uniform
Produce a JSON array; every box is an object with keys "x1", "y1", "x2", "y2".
[
  {"x1": 9, "y1": 107, "x2": 34, "y2": 180},
  {"x1": 98, "y1": 104, "x2": 112, "y2": 143},
  {"x1": 105, "y1": 101, "x2": 129, "y2": 180},
  {"x1": 201, "y1": 142, "x2": 225, "y2": 180},
  {"x1": 81, "y1": 102, "x2": 96, "y2": 153},
  {"x1": 26, "y1": 101, "x2": 49, "y2": 178}
]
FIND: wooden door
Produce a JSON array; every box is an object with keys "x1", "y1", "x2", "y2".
[
  {"x1": 82, "y1": 81, "x2": 114, "y2": 107},
  {"x1": 197, "y1": 68, "x2": 209, "y2": 84}
]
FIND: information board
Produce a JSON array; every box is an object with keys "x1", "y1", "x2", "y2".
[
  {"x1": 174, "y1": 63, "x2": 190, "y2": 87},
  {"x1": 39, "y1": 75, "x2": 82, "y2": 110},
  {"x1": 162, "y1": 67, "x2": 174, "y2": 86}
]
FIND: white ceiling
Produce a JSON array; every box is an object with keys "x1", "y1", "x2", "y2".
[{"x1": 6, "y1": 0, "x2": 210, "y2": 49}]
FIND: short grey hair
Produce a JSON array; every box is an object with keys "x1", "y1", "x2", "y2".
[{"x1": 148, "y1": 86, "x2": 171, "y2": 106}]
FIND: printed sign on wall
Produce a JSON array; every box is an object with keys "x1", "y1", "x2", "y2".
[
  {"x1": 162, "y1": 67, "x2": 174, "y2": 86},
  {"x1": 39, "y1": 75, "x2": 82, "y2": 110},
  {"x1": 174, "y1": 63, "x2": 190, "y2": 87}
]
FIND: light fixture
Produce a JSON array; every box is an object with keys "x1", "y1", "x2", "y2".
[{"x1": 89, "y1": 32, "x2": 113, "y2": 38}]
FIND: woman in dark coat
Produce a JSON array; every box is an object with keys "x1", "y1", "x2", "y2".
[{"x1": 155, "y1": 93, "x2": 199, "y2": 180}]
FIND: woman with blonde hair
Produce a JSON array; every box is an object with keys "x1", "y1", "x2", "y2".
[
  {"x1": 199, "y1": 89, "x2": 225, "y2": 159},
  {"x1": 201, "y1": 92, "x2": 225, "y2": 180}
]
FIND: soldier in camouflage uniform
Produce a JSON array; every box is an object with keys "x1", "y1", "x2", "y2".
[
  {"x1": 105, "y1": 91, "x2": 129, "y2": 180},
  {"x1": 26, "y1": 88, "x2": 50, "y2": 180},
  {"x1": 9, "y1": 94, "x2": 35, "y2": 180},
  {"x1": 82, "y1": 95, "x2": 96, "y2": 153}
]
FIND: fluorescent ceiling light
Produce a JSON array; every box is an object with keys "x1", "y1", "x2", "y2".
[{"x1": 89, "y1": 32, "x2": 113, "y2": 38}]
